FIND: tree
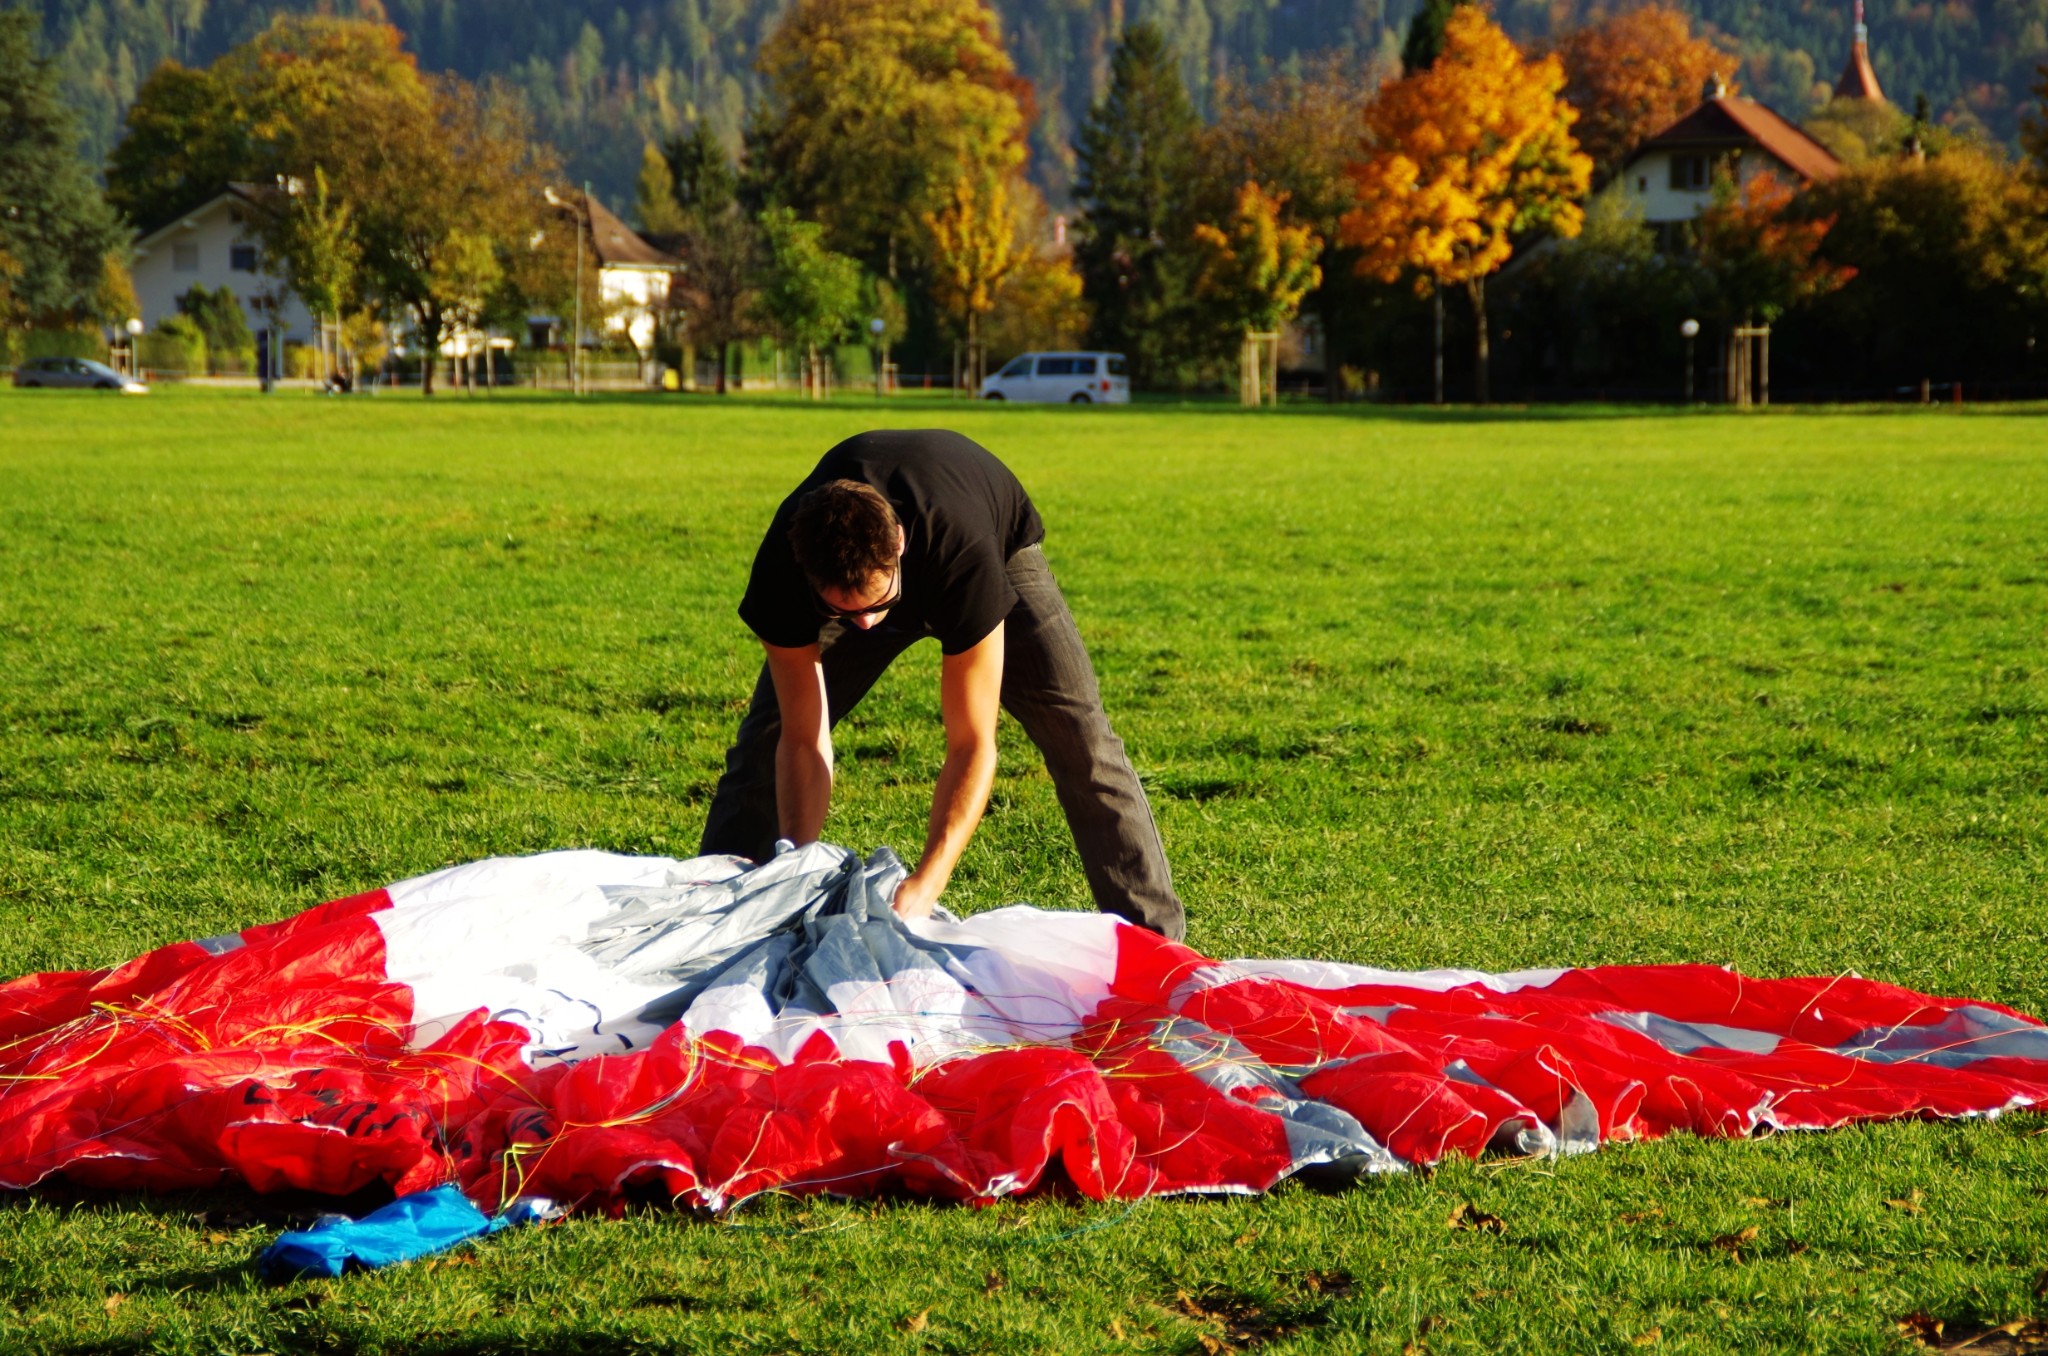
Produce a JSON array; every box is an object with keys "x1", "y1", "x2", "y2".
[
  {"x1": 1694, "y1": 169, "x2": 1855, "y2": 400},
  {"x1": 921, "y1": 172, "x2": 1025, "y2": 392},
  {"x1": 103, "y1": 15, "x2": 555, "y2": 396},
  {"x1": 755, "y1": 206, "x2": 862, "y2": 398},
  {"x1": 1798, "y1": 147, "x2": 2044, "y2": 389},
  {"x1": 1204, "y1": 57, "x2": 1389, "y2": 399},
  {"x1": 1343, "y1": 7, "x2": 1592, "y2": 403},
  {"x1": 667, "y1": 124, "x2": 759, "y2": 395},
  {"x1": 1550, "y1": 4, "x2": 1733, "y2": 182},
  {"x1": 634, "y1": 141, "x2": 686, "y2": 236},
  {"x1": 664, "y1": 121, "x2": 740, "y2": 220},
  {"x1": 1073, "y1": 22, "x2": 1202, "y2": 388},
  {"x1": 984, "y1": 191, "x2": 1087, "y2": 365},
  {"x1": 749, "y1": 0, "x2": 1030, "y2": 277},
  {"x1": 1696, "y1": 171, "x2": 1853, "y2": 321},
  {"x1": 1193, "y1": 182, "x2": 1323, "y2": 404},
  {"x1": 0, "y1": 9, "x2": 125, "y2": 326},
  {"x1": 267, "y1": 168, "x2": 360, "y2": 381},
  {"x1": 1402, "y1": 0, "x2": 1475, "y2": 75},
  {"x1": 1193, "y1": 184, "x2": 1323, "y2": 333},
  {"x1": 104, "y1": 62, "x2": 248, "y2": 231}
]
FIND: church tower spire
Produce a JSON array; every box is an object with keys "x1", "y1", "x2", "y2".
[{"x1": 1834, "y1": 0, "x2": 1886, "y2": 103}]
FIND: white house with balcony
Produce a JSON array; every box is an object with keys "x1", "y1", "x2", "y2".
[{"x1": 129, "y1": 182, "x2": 314, "y2": 345}]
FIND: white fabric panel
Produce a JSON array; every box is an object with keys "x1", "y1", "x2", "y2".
[
  {"x1": 1203, "y1": 957, "x2": 1570, "y2": 996},
  {"x1": 376, "y1": 850, "x2": 747, "y2": 1060}
]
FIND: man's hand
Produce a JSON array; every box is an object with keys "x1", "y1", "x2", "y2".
[{"x1": 892, "y1": 867, "x2": 942, "y2": 920}]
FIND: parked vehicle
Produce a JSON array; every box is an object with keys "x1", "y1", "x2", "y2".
[
  {"x1": 980, "y1": 352, "x2": 1129, "y2": 404},
  {"x1": 12, "y1": 357, "x2": 148, "y2": 393}
]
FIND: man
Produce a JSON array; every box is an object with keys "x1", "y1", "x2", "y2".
[{"x1": 700, "y1": 428, "x2": 1184, "y2": 939}]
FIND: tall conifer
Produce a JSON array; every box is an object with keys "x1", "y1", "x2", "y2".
[
  {"x1": 1072, "y1": 22, "x2": 1200, "y2": 387},
  {"x1": 0, "y1": 10, "x2": 124, "y2": 325}
]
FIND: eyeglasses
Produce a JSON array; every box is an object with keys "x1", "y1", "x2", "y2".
[{"x1": 813, "y1": 566, "x2": 902, "y2": 621}]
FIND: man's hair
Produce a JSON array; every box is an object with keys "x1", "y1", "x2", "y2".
[{"x1": 788, "y1": 479, "x2": 900, "y2": 592}]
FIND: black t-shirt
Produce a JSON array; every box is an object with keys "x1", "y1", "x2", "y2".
[{"x1": 738, "y1": 430, "x2": 1045, "y2": 655}]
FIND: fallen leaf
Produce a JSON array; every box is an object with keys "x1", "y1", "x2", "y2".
[
  {"x1": 1897, "y1": 1312, "x2": 1943, "y2": 1343},
  {"x1": 1197, "y1": 1337, "x2": 1224, "y2": 1355},
  {"x1": 1108, "y1": 1317, "x2": 1127, "y2": 1340},
  {"x1": 983, "y1": 1271, "x2": 1005, "y2": 1296},
  {"x1": 1711, "y1": 1226, "x2": 1760, "y2": 1259},
  {"x1": 102, "y1": 1294, "x2": 125, "y2": 1317},
  {"x1": 1234, "y1": 1230, "x2": 1259, "y2": 1247},
  {"x1": 1886, "y1": 1189, "x2": 1927, "y2": 1216},
  {"x1": 1447, "y1": 1202, "x2": 1505, "y2": 1234},
  {"x1": 1632, "y1": 1329, "x2": 1662, "y2": 1346},
  {"x1": 1618, "y1": 1207, "x2": 1665, "y2": 1226},
  {"x1": 902, "y1": 1310, "x2": 929, "y2": 1333},
  {"x1": 205, "y1": 1231, "x2": 230, "y2": 1245}
]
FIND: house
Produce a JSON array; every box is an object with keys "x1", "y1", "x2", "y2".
[
  {"x1": 1615, "y1": 79, "x2": 1841, "y2": 243},
  {"x1": 540, "y1": 189, "x2": 683, "y2": 355},
  {"x1": 129, "y1": 182, "x2": 315, "y2": 348}
]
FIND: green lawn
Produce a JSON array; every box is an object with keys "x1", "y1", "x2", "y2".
[{"x1": 1, "y1": 387, "x2": 2044, "y2": 1354}]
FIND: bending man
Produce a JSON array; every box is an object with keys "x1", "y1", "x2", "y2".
[{"x1": 700, "y1": 428, "x2": 1184, "y2": 939}]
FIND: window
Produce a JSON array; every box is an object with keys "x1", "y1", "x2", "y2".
[
  {"x1": 1072, "y1": 357, "x2": 1097, "y2": 376},
  {"x1": 1106, "y1": 356, "x2": 1128, "y2": 377},
  {"x1": 230, "y1": 244, "x2": 259, "y2": 272},
  {"x1": 1036, "y1": 357, "x2": 1074, "y2": 377},
  {"x1": 1669, "y1": 155, "x2": 1710, "y2": 191},
  {"x1": 998, "y1": 356, "x2": 1032, "y2": 378},
  {"x1": 173, "y1": 243, "x2": 200, "y2": 272}
]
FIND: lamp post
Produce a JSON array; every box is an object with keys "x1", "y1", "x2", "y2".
[
  {"x1": 869, "y1": 317, "x2": 886, "y2": 397},
  {"x1": 124, "y1": 317, "x2": 143, "y2": 378},
  {"x1": 1680, "y1": 318, "x2": 1700, "y2": 405}
]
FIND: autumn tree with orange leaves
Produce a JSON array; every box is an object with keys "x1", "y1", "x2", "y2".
[
  {"x1": 1694, "y1": 169, "x2": 1854, "y2": 402},
  {"x1": 1550, "y1": 4, "x2": 1733, "y2": 183},
  {"x1": 1343, "y1": 6, "x2": 1591, "y2": 403}
]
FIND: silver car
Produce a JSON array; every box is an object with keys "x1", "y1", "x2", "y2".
[{"x1": 12, "y1": 357, "x2": 148, "y2": 392}]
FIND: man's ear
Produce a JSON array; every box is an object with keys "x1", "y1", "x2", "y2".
[{"x1": 895, "y1": 525, "x2": 907, "y2": 557}]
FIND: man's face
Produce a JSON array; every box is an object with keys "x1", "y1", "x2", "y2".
[{"x1": 816, "y1": 526, "x2": 906, "y2": 631}]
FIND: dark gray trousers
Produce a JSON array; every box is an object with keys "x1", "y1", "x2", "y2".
[{"x1": 699, "y1": 544, "x2": 1185, "y2": 939}]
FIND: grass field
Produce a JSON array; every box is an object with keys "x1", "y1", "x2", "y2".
[{"x1": 0, "y1": 387, "x2": 2044, "y2": 1354}]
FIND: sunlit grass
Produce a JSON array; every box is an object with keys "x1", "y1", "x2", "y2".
[{"x1": 1, "y1": 386, "x2": 2043, "y2": 1353}]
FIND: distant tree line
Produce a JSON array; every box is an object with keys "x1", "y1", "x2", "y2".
[
  {"x1": 21, "y1": 0, "x2": 2048, "y2": 213},
  {"x1": 7, "y1": 0, "x2": 2048, "y2": 399}
]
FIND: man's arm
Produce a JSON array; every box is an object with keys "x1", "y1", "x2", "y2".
[
  {"x1": 762, "y1": 640, "x2": 832, "y2": 847},
  {"x1": 894, "y1": 622, "x2": 1004, "y2": 919}
]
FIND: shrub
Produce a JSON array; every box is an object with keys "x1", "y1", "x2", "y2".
[{"x1": 139, "y1": 315, "x2": 207, "y2": 375}]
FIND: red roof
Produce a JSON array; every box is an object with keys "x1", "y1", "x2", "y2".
[
  {"x1": 1835, "y1": 39, "x2": 1884, "y2": 103},
  {"x1": 1627, "y1": 95, "x2": 1842, "y2": 184}
]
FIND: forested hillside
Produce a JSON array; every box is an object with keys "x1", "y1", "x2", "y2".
[{"x1": 22, "y1": 0, "x2": 2048, "y2": 216}]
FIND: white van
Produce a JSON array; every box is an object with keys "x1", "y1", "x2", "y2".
[{"x1": 980, "y1": 351, "x2": 1130, "y2": 404}]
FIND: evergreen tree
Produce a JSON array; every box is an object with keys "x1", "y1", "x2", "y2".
[
  {"x1": 1401, "y1": 0, "x2": 1473, "y2": 75},
  {"x1": 664, "y1": 121, "x2": 739, "y2": 220},
  {"x1": 634, "y1": 141, "x2": 686, "y2": 236},
  {"x1": 1072, "y1": 22, "x2": 1202, "y2": 387},
  {"x1": 0, "y1": 9, "x2": 124, "y2": 325}
]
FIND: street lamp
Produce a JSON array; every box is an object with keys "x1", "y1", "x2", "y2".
[
  {"x1": 124, "y1": 317, "x2": 143, "y2": 378},
  {"x1": 1679, "y1": 318, "x2": 1700, "y2": 405},
  {"x1": 869, "y1": 316, "x2": 887, "y2": 397}
]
